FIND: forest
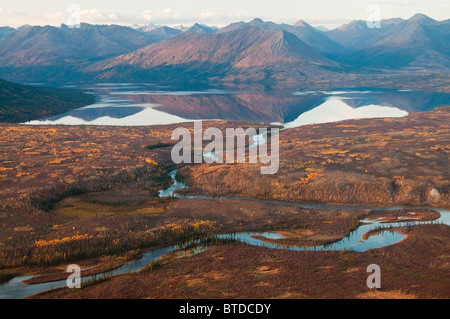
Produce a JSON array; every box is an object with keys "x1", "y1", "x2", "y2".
[{"x1": 0, "y1": 79, "x2": 95, "y2": 123}]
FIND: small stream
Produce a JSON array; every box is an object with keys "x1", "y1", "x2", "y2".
[
  {"x1": 0, "y1": 242, "x2": 196, "y2": 299},
  {"x1": 1, "y1": 169, "x2": 448, "y2": 299}
]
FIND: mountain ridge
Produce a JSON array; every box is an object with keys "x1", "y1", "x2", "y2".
[
  {"x1": 0, "y1": 14, "x2": 448, "y2": 88},
  {"x1": 85, "y1": 26, "x2": 339, "y2": 85}
]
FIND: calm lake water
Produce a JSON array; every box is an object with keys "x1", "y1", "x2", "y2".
[{"x1": 26, "y1": 84, "x2": 450, "y2": 127}]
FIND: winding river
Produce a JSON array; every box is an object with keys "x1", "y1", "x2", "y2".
[
  {"x1": 1, "y1": 169, "x2": 448, "y2": 299},
  {"x1": 161, "y1": 169, "x2": 449, "y2": 253}
]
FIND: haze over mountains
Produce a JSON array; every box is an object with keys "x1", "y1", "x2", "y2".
[
  {"x1": 327, "y1": 13, "x2": 450, "y2": 68},
  {"x1": 0, "y1": 14, "x2": 448, "y2": 89}
]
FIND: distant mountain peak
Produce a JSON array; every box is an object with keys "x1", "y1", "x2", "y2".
[
  {"x1": 16, "y1": 24, "x2": 31, "y2": 32},
  {"x1": 293, "y1": 20, "x2": 312, "y2": 28},
  {"x1": 185, "y1": 23, "x2": 216, "y2": 34},
  {"x1": 338, "y1": 20, "x2": 367, "y2": 31},
  {"x1": 250, "y1": 18, "x2": 264, "y2": 24},
  {"x1": 408, "y1": 13, "x2": 436, "y2": 25}
]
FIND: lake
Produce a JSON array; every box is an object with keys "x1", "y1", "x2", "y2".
[{"x1": 26, "y1": 84, "x2": 450, "y2": 127}]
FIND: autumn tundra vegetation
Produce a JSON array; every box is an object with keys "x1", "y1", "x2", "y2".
[
  {"x1": 0, "y1": 11, "x2": 449, "y2": 301},
  {"x1": 0, "y1": 107, "x2": 449, "y2": 298},
  {"x1": 180, "y1": 107, "x2": 450, "y2": 207}
]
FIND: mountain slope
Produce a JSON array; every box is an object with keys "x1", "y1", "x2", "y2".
[
  {"x1": 218, "y1": 18, "x2": 343, "y2": 54},
  {"x1": 326, "y1": 18, "x2": 404, "y2": 48},
  {"x1": 0, "y1": 23, "x2": 154, "y2": 67},
  {"x1": 0, "y1": 27, "x2": 16, "y2": 40},
  {"x1": 86, "y1": 27, "x2": 339, "y2": 84},
  {"x1": 141, "y1": 26, "x2": 182, "y2": 42},
  {"x1": 0, "y1": 79, "x2": 95, "y2": 123},
  {"x1": 0, "y1": 23, "x2": 155, "y2": 82},
  {"x1": 325, "y1": 14, "x2": 450, "y2": 69},
  {"x1": 185, "y1": 23, "x2": 217, "y2": 34}
]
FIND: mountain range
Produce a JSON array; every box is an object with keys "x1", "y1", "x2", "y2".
[
  {"x1": 217, "y1": 18, "x2": 343, "y2": 54},
  {"x1": 86, "y1": 26, "x2": 338, "y2": 86},
  {"x1": 327, "y1": 13, "x2": 450, "y2": 68},
  {"x1": 0, "y1": 14, "x2": 448, "y2": 89}
]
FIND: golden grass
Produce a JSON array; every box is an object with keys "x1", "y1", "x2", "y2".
[
  {"x1": 53, "y1": 197, "x2": 164, "y2": 218},
  {"x1": 357, "y1": 290, "x2": 417, "y2": 299},
  {"x1": 256, "y1": 266, "x2": 280, "y2": 275}
]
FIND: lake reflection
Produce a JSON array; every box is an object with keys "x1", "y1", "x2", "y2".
[{"x1": 26, "y1": 84, "x2": 450, "y2": 127}]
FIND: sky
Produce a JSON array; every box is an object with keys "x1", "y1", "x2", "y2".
[{"x1": 0, "y1": 0, "x2": 448, "y2": 29}]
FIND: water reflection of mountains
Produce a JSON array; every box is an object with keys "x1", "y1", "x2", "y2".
[
  {"x1": 58, "y1": 106, "x2": 147, "y2": 121},
  {"x1": 49, "y1": 89, "x2": 450, "y2": 124}
]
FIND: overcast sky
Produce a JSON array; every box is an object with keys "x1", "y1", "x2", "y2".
[{"x1": 0, "y1": 0, "x2": 448, "y2": 29}]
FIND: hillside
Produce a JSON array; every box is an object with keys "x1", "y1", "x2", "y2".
[
  {"x1": 0, "y1": 79, "x2": 95, "y2": 123},
  {"x1": 140, "y1": 26, "x2": 182, "y2": 41},
  {"x1": 218, "y1": 18, "x2": 343, "y2": 54},
  {"x1": 86, "y1": 26, "x2": 339, "y2": 85},
  {"x1": 325, "y1": 14, "x2": 450, "y2": 69},
  {"x1": 0, "y1": 23, "x2": 154, "y2": 82},
  {"x1": 0, "y1": 23, "x2": 154, "y2": 66},
  {"x1": 185, "y1": 23, "x2": 217, "y2": 34}
]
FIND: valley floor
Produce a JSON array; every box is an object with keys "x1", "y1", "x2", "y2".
[{"x1": 0, "y1": 107, "x2": 449, "y2": 298}]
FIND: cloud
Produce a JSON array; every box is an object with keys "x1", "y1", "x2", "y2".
[
  {"x1": 198, "y1": 12, "x2": 220, "y2": 19},
  {"x1": 50, "y1": 8, "x2": 126, "y2": 26},
  {"x1": 376, "y1": 0, "x2": 416, "y2": 6},
  {"x1": 141, "y1": 10, "x2": 153, "y2": 21},
  {"x1": 81, "y1": 8, "x2": 106, "y2": 20},
  {"x1": 107, "y1": 13, "x2": 118, "y2": 20},
  {"x1": 399, "y1": 1, "x2": 416, "y2": 6},
  {"x1": 138, "y1": 8, "x2": 175, "y2": 22},
  {"x1": 44, "y1": 12, "x2": 66, "y2": 25},
  {"x1": 192, "y1": 11, "x2": 250, "y2": 26}
]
